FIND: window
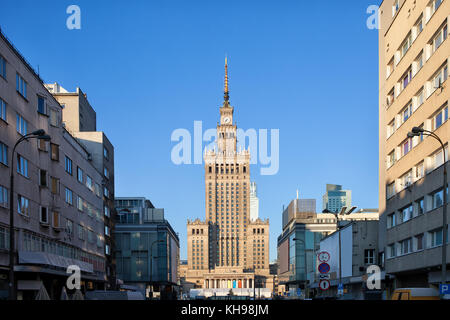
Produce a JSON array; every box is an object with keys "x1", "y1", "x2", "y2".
[
  {"x1": 433, "y1": 64, "x2": 448, "y2": 90},
  {"x1": 401, "y1": 137, "x2": 412, "y2": 157},
  {"x1": 77, "y1": 196, "x2": 84, "y2": 212},
  {"x1": 16, "y1": 114, "x2": 27, "y2": 135},
  {"x1": 432, "y1": 23, "x2": 447, "y2": 52},
  {"x1": 37, "y1": 96, "x2": 46, "y2": 114},
  {"x1": 104, "y1": 187, "x2": 109, "y2": 198},
  {"x1": 414, "y1": 88, "x2": 424, "y2": 110},
  {"x1": 0, "y1": 97, "x2": 6, "y2": 121},
  {"x1": 401, "y1": 68, "x2": 412, "y2": 91},
  {"x1": 414, "y1": 15, "x2": 423, "y2": 37},
  {"x1": 0, "y1": 55, "x2": 5, "y2": 79},
  {"x1": 430, "y1": 228, "x2": 443, "y2": 247},
  {"x1": 400, "y1": 33, "x2": 412, "y2": 59},
  {"x1": 50, "y1": 143, "x2": 59, "y2": 161},
  {"x1": 431, "y1": 189, "x2": 444, "y2": 209},
  {"x1": 386, "y1": 57, "x2": 394, "y2": 79},
  {"x1": 53, "y1": 211, "x2": 60, "y2": 228},
  {"x1": 387, "y1": 213, "x2": 396, "y2": 228},
  {"x1": 401, "y1": 101, "x2": 413, "y2": 123},
  {"x1": 400, "y1": 205, "x2": 413, "y2": 223},
  {"x1": 387, "y1": 88, "x2": 395, "y2": 107},
  {"x1": 50, "y1": 109, "x2": 58, "y2": 126},
  {"x1": 17, "y1": 155, "x2": 28, "y2": 177},
  {"x1": 416, "y1": 198, "x2": 424, "y2": 216},
  {"x1": 88, "y1": 229, "x2": 94, "y2": 243},
  {"x1": 65, "y1": 188, "x2": 73, "y2": 205},
  {"x1": 86, "y1": 176, "x2": 93, "y2": 191},
  {"x1": 0, "y1": 185, "x2": 8, "y2": 208},
  {"x1": 432, "y1": 103, "x2": 448, "y2": 130},
  {"x1": 415, "y1": 233, "x2": 424, "y2": 251},
  {"x1": 105, "y1": 244, "x2": 110, "y2": 255},
  {"x1": 50, "y1": 177, "x2": 59, "y2": 194},
  {"x1": 16, "y1": 73, "x2": 27, "y2": 98},
  {"x1": 39, "y1": 169, "x2": 47, "y2": 187},
  {"x1": 400, "y1": 171, "x2": 412, "y2": 189},
  {"x1": 103, "y1": 147, "x2": 109, "y2": 160},
  {"x1": 0, "y1": 142, "x2": 7, "y2": 166},
  {"x1": 78, "y1": 225, "x2": 85, "y2": 240},
  {"x1": 104, "y1": 167, "x2": 109, "y2": 179},
  {"x1": 105, "y1": 226, "x2": 110, "y2": 236},
  {"x1": 401, "y1": 238, "x2": 412, "y2": 255},
  {"x1": 430, "y1": 146, "x2": 448, "y2": 171},
  {"x1": 17, "y1": 195, "x2": 30, "y2": 216},
  {"x1": 77, "y1": 167, "x2": 83, "y2": 183},
  {"x1": 414, "y1": 52, "x2": 424, "y2": 76},
  {"x1": 364, "y1": 249, "x2": 375, "y2": 264},
  {"x1": 387, "y1": 120, "x2": 395, "y2": 138},
  {"x1": 65, "y1": 156, "x2": 73, "y2": 175},
  {"x1": 387, "y1": 244, "x2": 396, "y2": 258},
  {"x1": 387, "y1": 182, "x2": 396, "y2": 199},
  {"x1": 97, "y1": 234, "x2": 103, "y2": 247},
  {"x1": 40, "y1": 207, "x2": 48, "y2": 224},
  {"x1": 66, "y1": 219, "x2": 73, "y2": 234},
  {"x1": 392, "y1": 0, "x2": 399, "y2": 17}
]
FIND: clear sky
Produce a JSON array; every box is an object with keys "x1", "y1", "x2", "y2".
[{"x1": 0, "y1": 0, "x2": 380, "y2": 261}]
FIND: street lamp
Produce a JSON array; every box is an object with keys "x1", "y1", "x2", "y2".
[
  {"x1": 324, "y1": 206, "x2": 357, "y2": 297},
  {"x1": 292, "y1": 238, "x2": 308, "y2": 299},
  {"x1": 9, "y1": 129, "x2": 51, "y2": 300},
  {"x1": 149, "y1": 239, "x2": 164, "y2": 299},
  {"x1": 408, "y1": 127, "x2": 447, "y2": 297}
]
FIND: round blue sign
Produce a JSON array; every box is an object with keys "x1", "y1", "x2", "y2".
[{"x1": 318, "y1": 262, "x2": 330, "y2": 274}]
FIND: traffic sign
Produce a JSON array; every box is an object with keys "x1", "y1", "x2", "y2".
[
  {"x1": 319, "y1": 274, "x2": 330, "y2": 280},
  {"x1": 319, "y1": 279, "x2": 330, "y2": 291},
  {"x1": 318, "y1": 251, "x2": 330, "y2": 262},
  {"x1": 337, "y1": 283, "x2": 344, "y2": 295},
  {"x1": 318, "y1": 262, "x2": 331, "y2": 274},
  {"x1": 440, "y1": 284, "x2": 450, "y2": 295},
  {"x1": 297, "y1": 288, "x2": 302, "y2": 296}
]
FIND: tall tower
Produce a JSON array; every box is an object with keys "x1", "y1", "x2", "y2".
[{"x1": 204, "y1": 58, "x2": 251, "y2": 268}]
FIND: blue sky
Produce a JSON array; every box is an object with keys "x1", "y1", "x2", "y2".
[{"x1": 0, "y1": 0, "x2": 380, "y2": 261}]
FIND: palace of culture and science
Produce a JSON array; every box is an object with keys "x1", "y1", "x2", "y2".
[{"x1": 184, "y1": 59, "x2": 272, "y2": 297}]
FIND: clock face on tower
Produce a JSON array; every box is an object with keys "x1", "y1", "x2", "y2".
[{"x1": 224, "y1": 117, "x2": 230, "y2": 124}]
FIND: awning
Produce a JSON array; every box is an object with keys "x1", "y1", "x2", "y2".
[{"x1": 18, "y1": 251, "x2": 93, "y2": 273}]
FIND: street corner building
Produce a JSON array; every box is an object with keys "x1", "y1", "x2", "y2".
[
  {"x1": 181, "y1": 60, "x2": 273, "y2": 299},
  {"x1": 114, "y1": 197, "x2": 180, "y2": 299},
  {"x1": 378, "y1": 0, "x2": 450, "y2": 291},
  {"x1": 0, "y1": 30, "x2": 116, "y2": 299}
]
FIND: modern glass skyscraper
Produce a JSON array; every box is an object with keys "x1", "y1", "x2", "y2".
[{"x1": 322, "y1": 184, "x2": 352, "y2": 213}]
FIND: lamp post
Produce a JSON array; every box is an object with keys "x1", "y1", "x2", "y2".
[
  {"x1": 408, "y1": 127, "x2": 447, "y2": 298},
  {"x1": 324, "y1": 206, "x2": 357, "y2": 298},
  {"x1": 9, "y1": 129, "x2": 51, "y2": 300},
  {"x1": 293, "y1": 237, "x2": 308, "y2": 299},
  {"x1": 149, "y1": 239, "x2": 163, "y2": 299}
]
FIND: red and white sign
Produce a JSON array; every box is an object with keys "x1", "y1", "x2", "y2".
[
  {"x1": 317, "y1": 251, "x2": 330, "y2": 263},
  {"x1": 319, "y1": 279, "x2": 330, "y2": 291}
]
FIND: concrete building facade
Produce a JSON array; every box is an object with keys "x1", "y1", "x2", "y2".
[
  {"x1": 0, "y1": 30, "x2": 107, "y2": 299},
  {"x1": 378, "y1": 0, "x2": 450, "y2": 291},
  {"x1": 45, "y1": 83, "x2": 116, "y2": 288}
]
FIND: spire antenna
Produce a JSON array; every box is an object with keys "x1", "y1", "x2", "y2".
[{"x1": 224, "y1": 56, "x2": 229, "y2": 103}]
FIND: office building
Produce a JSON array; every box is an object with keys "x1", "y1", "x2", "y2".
[
  {"x1": 378, "y1": 0, "x2": 449, "y2": 290},
  {"x1": 0, "y1": 30, "x2": 107, "y2": 299},
  {"x1": 322, "y1": 184, "x2": 352, "y2": 213},
  {"x1": 250, "y1": 182, "x2": 259, "y2": 222},
  {"x1": 115, "y1": 197, "x2": 180, "y2": 299}
]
